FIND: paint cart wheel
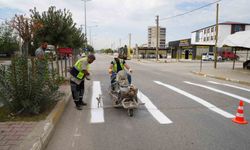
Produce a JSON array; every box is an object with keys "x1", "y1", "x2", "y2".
[{"x1": 128, "y1": 109, "x2": 134, "y2": 117}]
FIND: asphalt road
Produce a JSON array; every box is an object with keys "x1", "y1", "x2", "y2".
[{"x1": 45, "y1": 54, "x2": 250, "y2": 150}]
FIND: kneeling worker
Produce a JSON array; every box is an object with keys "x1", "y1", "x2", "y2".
[{"x1": 70, "y1": 54, "x2": 96, "y2": 110}]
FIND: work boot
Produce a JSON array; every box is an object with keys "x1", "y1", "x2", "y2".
[
  {"x1": 79, "y1": 101, "x2": 87, "y2": 106},
  {"x1": 76, "y1": 104, "x2": 82, "y2": 110}
]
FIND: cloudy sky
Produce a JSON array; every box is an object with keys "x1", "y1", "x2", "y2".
[{"x1": 0, "y1": 0, "x2": 249, "y2": 49}]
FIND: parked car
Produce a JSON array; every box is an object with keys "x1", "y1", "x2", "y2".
[
  {"x1": 45, "y1": 45, "x2": 56, "y2": 60},
  {"x1": 45, "y1": 49, "x2": 56, "y2": 60},
  {"x1": 221, "y1": 51, "x2": 239, "y2": 60},
  {"x1": 202, "y1": 52, "x2": 222, "y2": 61},
  {"x1": 243, "y1": 60, "x2": 250, "y2": 69}
]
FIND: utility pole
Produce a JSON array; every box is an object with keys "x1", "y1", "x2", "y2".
[
  {"x1": 119, "y1": 38, "x2": 121, "y2": 47},
  {"x1": 128, "y1": 33, "x2": 131, "y2": 59},
  {"x1": 136, "y1": 44, "x2": 139, "y2": 61},
  {"x1": 214, "y1": 3, "x2": 219, "y2": 69},
  {"x1": 156, "y1": 15, "x2": 159, "y2": 61},
  {"x1": 82, "y1": 0, "x2": 91, "y2": 46}
]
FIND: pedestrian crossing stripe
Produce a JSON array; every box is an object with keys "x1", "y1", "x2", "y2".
[
  {"x1": 184, "y1": 81, "x2": 250, "y2": 103},
  {"x1": 207, "y1": 81, "x2": 250, "y2": 92},
  {"x1": 154, "y1": 81, "x2": 235, "y2": 118}
]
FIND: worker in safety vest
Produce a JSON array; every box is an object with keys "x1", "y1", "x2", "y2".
[
  {"x1": 108, "y1": 52, "x2": 132, "y2": 88},
  {"x1": 70, "y1": 54, "x2": 96, "y2": 110}
]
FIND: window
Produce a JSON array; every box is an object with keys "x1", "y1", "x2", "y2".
[
  {"x1": 211, "y1": 36, "x2": 213, "y2": 40},
  {"x1": 207, "y1": 37, "x2": 209, "y2": 41},
  {"x1": 231, "y1": 24, "x2": 245, "y2": 34},
  {"x1": 204, "y1": 37, "x2": 206, "y2": 41},
  {"x1": 196, "y1": 31, "x2": 200, "y2": 42},
  {"x1": 211, "y1": 27, "x2": 214, "y2": 32},
  {"x1": 204, "y1": 29, "x2": 206, "y2": 34},
  {"x1": 207, "y1": 28, "x2": 210, "y2": 33}
]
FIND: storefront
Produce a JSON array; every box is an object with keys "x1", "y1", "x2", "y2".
[
  {"x1": 137, "y1": 47, "x2": 169, "y2": 59},
  {"x1": 169, "y1": 39, "x2": 194, "y2": 59}
]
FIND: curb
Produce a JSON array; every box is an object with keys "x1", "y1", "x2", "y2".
[
  {"x1": 15, "y1": 87, "x2": 72, "y2": 150},
  {"x1": 191, "y1": 71, "x2": 250, "y2": 86},
  {"x1": 131, "y1": 59, "x2": 202, "y2": 64}
]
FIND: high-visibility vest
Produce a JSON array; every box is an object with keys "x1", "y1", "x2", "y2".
[
  {"x1": 73, "y1": 57, "x2": 90, "y2": 80},
  {"x1": 112, "y1": 60, "x2": 124, "y2": 73}
]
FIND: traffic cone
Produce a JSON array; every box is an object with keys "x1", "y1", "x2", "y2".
[{"x1": 232, "y1": 100, "x2": 248, "y2": 124}]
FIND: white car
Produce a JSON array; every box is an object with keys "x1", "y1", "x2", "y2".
[{"x1": 202, "y1": 52, "x2": 222, "y2": 61}]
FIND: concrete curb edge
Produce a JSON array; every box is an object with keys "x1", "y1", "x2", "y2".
[{"x1": 191, "y1": 71, "x2": 250, "y2": 86}]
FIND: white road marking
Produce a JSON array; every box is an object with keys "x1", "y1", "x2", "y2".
[
  {"x1": 154, "y1": 81, "x2": 234, "y2": 118},
  {"x1": 137, "y1": 90, "x2": 173, "y2": 124},
  {"x1": 185, "y1": 81, "x2": 250, "y2": 104},
  {"x1": 72, "y1": 141, "x2": 75, "y2": 147},
  {"x1": 208, "y1": 81, "x2": 250, "y2": 92},
  {"x1": 90, "y1": 81, "x2": 104, "y2": 123}
]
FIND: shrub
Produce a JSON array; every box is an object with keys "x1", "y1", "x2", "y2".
[{"x1": 0, "y1": 56, "x2": 60, "y2": 115}]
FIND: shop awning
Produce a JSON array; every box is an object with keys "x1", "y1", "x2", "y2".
[{"x1": 219, "y1": 30, "x2": 250, "y2": 49}]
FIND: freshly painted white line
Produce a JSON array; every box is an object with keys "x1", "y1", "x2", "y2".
[
  {"x1": 208, "y1": 81, "x2": 250, "y2": 92},
  {"x1": 185, "y1": 81, "x2": 250, "y2": 104},
  {"x1": 154, "y1": 81, "x2": 234, "y2": 118},
  {"x1": 90, "y1": 81, "x2": 104, "y2": 123},
  {"x1": 137, "y1": 90, "x2": 173, "y2": 124}
]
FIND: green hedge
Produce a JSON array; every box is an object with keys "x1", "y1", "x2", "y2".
[{"x1": 0, "y1": 56, "x2": 60, "y2": 115}]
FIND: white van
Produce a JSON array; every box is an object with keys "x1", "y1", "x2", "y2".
[{"x1": 202, "y1": 52, "x2": 222, "y2": 61}]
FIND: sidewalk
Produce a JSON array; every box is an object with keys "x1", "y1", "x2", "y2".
[
  {"x1": 0, "y1": 84, "x2": 71, "y2": 150},
  {"x1": 131, "y1": 57, "x2": 250, "y2": 86},
  {"x1": 132, "y1": 58, "x2": 201, "y2": 63},
  {"x1": 192, "y1": 68, "x2": 250, "y2": 86},
  {"x1": 0, "y1": 122, "x2": 37, "y2": 150}
]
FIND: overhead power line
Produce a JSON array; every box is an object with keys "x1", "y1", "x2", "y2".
[{"x1": 160, "y1": 0, "x2": 222, "y2": 21}]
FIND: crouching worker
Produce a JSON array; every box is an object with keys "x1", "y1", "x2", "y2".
[
  {"x1": 70, "y1": 54, "x2": 96, "y2": 110},
  {"x1": 108, "y1": 53, "x2": 132, "y2": 89}
]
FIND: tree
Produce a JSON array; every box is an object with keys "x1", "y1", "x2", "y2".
[
  {"x1": 0, "y1": 23, "x2": 19, "y2": 55},
  {"x1": 9, "y1": 15, "x2": 36, "y2": 57},
  {"x1": 30, "y1": 6, "x2": 77, "y2": 74},
  {"x1": 86, "y1": 44, "x2": 94, "y2": 53},
  {"x1": 69, "y1": 27, "x2": 85, "y2": 49},
  {"x1": 30, "y1": 6, "x2": 76, "y2": 48}
]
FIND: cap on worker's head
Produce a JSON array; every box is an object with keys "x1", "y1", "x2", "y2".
[
  {"x1": 88, "y1": 54, "x2": 96, "y2": 60},
  {"x1": 113, "y1": 53, "x2": 119, "y2": 58}
]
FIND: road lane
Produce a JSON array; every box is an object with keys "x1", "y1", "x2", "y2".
[{"x1": 46, "y1": 54, "x2": 250, "y2": 150}]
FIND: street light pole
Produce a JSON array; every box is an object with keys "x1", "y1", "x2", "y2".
[
  {"x1": 82, "y1": 0, "x2": 91, "y2": 45},
  {"x1": 88, "y1": 25, "x2": 98, "y2": 46},
  {"x1": 156, "y1": 15, "x2": 159, "y2": 61}
]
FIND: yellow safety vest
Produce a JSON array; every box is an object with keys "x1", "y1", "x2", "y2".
[
  {"x1": 74, "y1": 57, "x2": 90, "y2": 79},
  {"x1": 112, "y1": 60, "x2": 124, "y2": 73}
]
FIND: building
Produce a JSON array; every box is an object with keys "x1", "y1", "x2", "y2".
[
  {"x1": 191, "y1": 21, "x2": 250, "y2": 57},
  {"x1": 148, "y1": 26, "x2": 166, "y2": 48},
  {"x1": 169, "y1": 38, "x2": 194, "y2": 59}
]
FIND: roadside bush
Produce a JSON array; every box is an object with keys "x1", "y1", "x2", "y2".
[{"x1": 0, "y1": 56, "x2": 60, "y2": 115}]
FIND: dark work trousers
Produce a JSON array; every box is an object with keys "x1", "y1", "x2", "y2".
[{"x1": 70, "y1": 80, "x2": 85, "y2": 106}]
